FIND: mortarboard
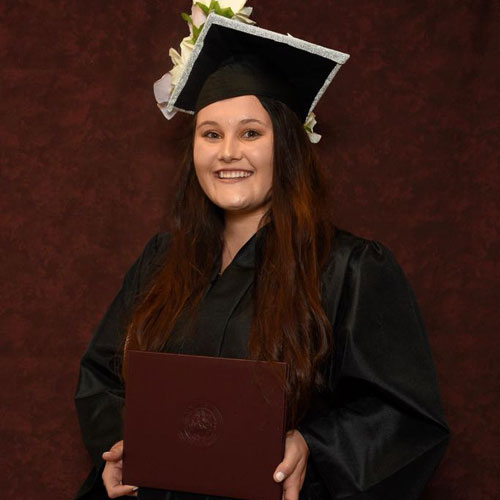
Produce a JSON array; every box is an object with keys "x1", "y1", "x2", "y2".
[{"x1": 154, "y1": 5, "x2": 349, "y2": 142}]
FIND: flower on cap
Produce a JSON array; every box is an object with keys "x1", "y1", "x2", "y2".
[
  {"x1": 169, "y1": 36, "x2": 195, "y2": 86},
  {"x1": 304, "y1": 111, "x2": 322, "y2": 143},
  {"x1": 153, "y1": 35, "x2": 195, "y2": 119},
  {"x1": 193, "y1": 1, "x2": 255, "y2": 30},
  {"x1": 153, "y1": 1, "x2": 255, "y2": 119},
  {"x1": 189, "y1": 4, "x2": 207, "y2": 38}
]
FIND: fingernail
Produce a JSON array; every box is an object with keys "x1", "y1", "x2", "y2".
[
  {"x1": 132, "y1": 486, "x2": 139, "y2": 491},
  {"x1": 274, "y1": 471, "x2": 285, "y2": 482}
]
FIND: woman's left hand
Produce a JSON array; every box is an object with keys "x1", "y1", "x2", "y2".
[{"x1": 273, "y1": 429, "x2": 309, "y2": 500}]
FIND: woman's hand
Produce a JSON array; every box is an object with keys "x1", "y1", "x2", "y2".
[
  {"x1": 273, "y1": 429, "x2": 309, "y2": 500},
  {"x1": 102, "y1": 440, "x2": 138, "y2": 498}
]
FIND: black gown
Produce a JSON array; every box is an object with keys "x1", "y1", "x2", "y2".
[{"x1": 73, "y1": 226, "x2": 450, "y2": 500}]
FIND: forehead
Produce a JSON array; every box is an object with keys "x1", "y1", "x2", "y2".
[{"x1": 195, "y1": 95, "x2": 271, "y2": 125}]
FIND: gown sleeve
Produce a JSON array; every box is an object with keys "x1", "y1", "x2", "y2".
[
  {"x1": 73, "y1": 233, "x2": 167, "y2": 499},
  {"x1": 297, "y1": 239, "x2": 450, "y2": 500}
]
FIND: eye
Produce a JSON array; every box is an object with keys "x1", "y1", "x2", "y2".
[
  {"x1": 242, "y1": 129, "x2": 262, "y2": 139},
  {"x1": 202, "y1": 130, "x2": 221, "y2": 140}
]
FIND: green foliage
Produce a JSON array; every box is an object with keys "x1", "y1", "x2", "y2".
[
  {"x1": 180, "y1": 12, "x2": 204, "y2": 44},
  {"x1": 195, "y1": 2, "x2": 210, "y2": 15},
  {"x1": 195, "y1": 1, "x2": 235, "y2": 19},
  {"x1": 192, "y1": 24, "x2": 203, "y2": 43},
  {"x1": 181, "y1": 1, "x2": 238, "y2": 44}
]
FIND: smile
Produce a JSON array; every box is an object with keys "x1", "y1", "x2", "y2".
[{"x1": 215, "y1": 170, "x2": 253, "y2": 179}]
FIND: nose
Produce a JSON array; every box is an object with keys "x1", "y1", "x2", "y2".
[{"x1": 219, "y1": 134, "x2": 242, "y2": 163}]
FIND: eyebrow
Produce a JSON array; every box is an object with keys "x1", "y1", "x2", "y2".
[{"x1": 196, "y1": 118, "x2": 266, "y2": 130}]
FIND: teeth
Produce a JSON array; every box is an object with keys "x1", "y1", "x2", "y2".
[{"x1": 217, "y1": 171, "x2": 252, "y2": 179}]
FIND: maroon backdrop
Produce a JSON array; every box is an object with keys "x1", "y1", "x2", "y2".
[{"x1": 1, "y1": 1, "x2": 499, "y2": 498}]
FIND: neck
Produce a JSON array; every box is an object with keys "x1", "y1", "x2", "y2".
[
  {"x1": 219, "y1": 207, "x2": 268, "y2": 274},
  {"x1": 224, "y1": 208, "x2": 267, "y2": 251}
]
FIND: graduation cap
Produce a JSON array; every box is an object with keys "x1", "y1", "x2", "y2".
[{"x1": 154, "y1": 11, "x2": 350, "y2": 140}]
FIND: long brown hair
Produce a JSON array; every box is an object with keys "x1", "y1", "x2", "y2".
[{"x1": 124, "y1": 96, "x2": 335, "y2": 429}]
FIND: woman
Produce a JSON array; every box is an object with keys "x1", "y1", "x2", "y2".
[{"x1": 74, "y1": 7, "x2": 450, "y2": 500}]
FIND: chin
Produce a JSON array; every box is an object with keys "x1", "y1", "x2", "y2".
[
  {"x1": 219, "y1": 203, "x2": 251, "y2": 213},
  {"x1": 211, "y1": 196, "x2": 250, "y2": 212}
]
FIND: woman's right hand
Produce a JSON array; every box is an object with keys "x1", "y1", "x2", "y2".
[{"x1": 102, "y1": 440, "x2": 138, "y2": 498}]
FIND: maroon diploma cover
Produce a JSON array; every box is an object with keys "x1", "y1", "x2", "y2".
[{"x1": 122, "y1": 350, "x2": 288, "y2": 500}]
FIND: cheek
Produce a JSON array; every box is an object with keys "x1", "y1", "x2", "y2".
[
  {"x1": 192, "y1": 139, "x2": 204, "y2": 172},
  {"x1": 253, "y1": 141, "x2": 274, "y2": 187},
  {"x1": 193, "y1": 141, "x2": 213, "y2": 184}
]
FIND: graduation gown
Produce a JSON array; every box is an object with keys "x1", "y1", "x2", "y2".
[{"x1": 73, "y1": 226, "x2": 450, "y2": 500}]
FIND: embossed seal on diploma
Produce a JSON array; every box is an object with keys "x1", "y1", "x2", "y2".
[{"x1": 178, "y1": 401, "x2": 223, "y2": 447}]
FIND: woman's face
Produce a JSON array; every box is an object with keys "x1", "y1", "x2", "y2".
[{"x1": 193, "y1": 95, "x2": 274, "y2": 217}]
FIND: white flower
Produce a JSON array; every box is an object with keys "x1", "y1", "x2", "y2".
[
  {"x1": 233, "y1": 6, "x2": 255, "y2": 24},
  {"x1": 169, "y1": 36, "x2": 195, "y2": 85},
  {"x1": 220, "y1": 0, "x2": 247, "y2": 11},
  {"x1": 195, "y1": 0, "x2": 244, "y2": 13},
  {"x1": 154, "y1": 34, "x2": 196, "y2": 119},
  {"x1": 154, "y1": 1, "x2": 255, "y2": 120},
  {"x1": 194, "y1": 0, "x2": 256, "y2": 24},
  {"x1": 153, "y1": 72, "x2": 177, "y2": 119},
  {"x1": 304, "y1": 111, "x2": 322, "y2": 143},
  {"x1": 191, "y1": 4, "x2": 207, "y2": 30}
]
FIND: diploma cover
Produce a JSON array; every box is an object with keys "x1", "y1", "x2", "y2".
[{"x1": 123, "y1": 350, "x2": 288, "y2": 500}]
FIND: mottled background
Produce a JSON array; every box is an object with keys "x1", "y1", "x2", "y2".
[{"x1": 1, "y1": 0, "x2": 499, "y2": 498}]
